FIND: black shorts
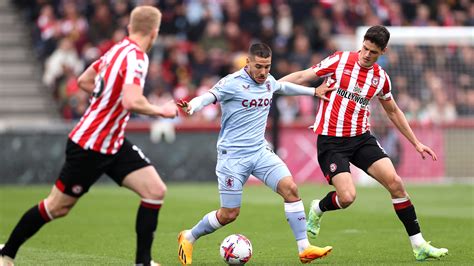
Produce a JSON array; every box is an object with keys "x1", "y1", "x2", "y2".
[
  {"x1": 317, "y1": 132, "x2": 388, "y2": 184},
  {"x1": 56, "y1": 138, "x2": 151, "y2": 197}
]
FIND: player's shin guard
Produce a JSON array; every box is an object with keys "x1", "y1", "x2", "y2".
[
  {"x1": 1, "y1": 200, "x2": 53, "y2": 259},
  {"x1": 135, "y1": 199, "x2": 162, "y2": 266},
  {"x1": 190, "y1": 210, "x2": 223, "y2": 240},
  {"x1": 319, "y1": 191, "x2": 342, "y2": 212},
  {"x1": 393, "y1": 198, "x2": 421, "y2": 236}
]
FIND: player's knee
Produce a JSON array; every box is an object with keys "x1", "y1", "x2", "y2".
[
  {"x1": 219, "y1": 208, "x2": 240, "y2": 224},
  {"x1": 277, "y1": 177, "x2": 300, "y2": 200},
  {"x1": 143, "y1": 183, "x2": 167, "y2": 200},
  {"x1": 387, "y1": 174, "x2": 406, "y2": 197},
  {"x1": 49, "y1": 204, "x2": 74, "y2": 218},
  {"x1": 280, "y1": 182, "x2": 299, "y2": 201},
  {"x1": 45, "y1": 195, "x2": 76, "y2": 219},
  {"x1": 338, "y1": 191, "x2": 356, "y2": 208}
]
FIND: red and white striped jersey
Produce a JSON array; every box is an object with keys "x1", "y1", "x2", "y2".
[
  {"x1": 69, "y1": 37, "x2": 148, "y2": 154},
  {"x1": 312, "y1": 51, "x2": 392, "y2": 137}
]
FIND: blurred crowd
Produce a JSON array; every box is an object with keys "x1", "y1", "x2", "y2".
[{"x1": 12, "y1": 0, "x2": 474, "y2": 124}]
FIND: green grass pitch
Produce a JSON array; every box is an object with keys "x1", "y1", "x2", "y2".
[{"x1": 1, "y1": 183, "x2": 473, "y2": 265}]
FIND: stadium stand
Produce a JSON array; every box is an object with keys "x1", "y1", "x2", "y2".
[
  {"x1": 6, "y1": 0, "x2": 473, "y2": 123},
  {"x1": 0, "y1": 0, "x2": 59, "y2": 123}
]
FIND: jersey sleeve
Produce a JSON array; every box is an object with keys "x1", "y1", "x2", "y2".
[
  {"x1": 377, "y1": 71, "x2": 392, "y2": 100},
  {"x1": 312, "y1": 51, "x2": 342, "y2": 78},
  {"x1": 209, "y1": 76, "x2": 236, "y2": 102},
  {"x1": 268, "y1": 75, "x2": 282, "y2": 93},
  {"x1": 91, "y1": 57, "x2": 103, "y2": 72},
  {"x1": 123, "y1": 49, "x2": 148, "y2": 88}
]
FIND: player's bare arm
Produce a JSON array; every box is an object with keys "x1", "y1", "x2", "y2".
[
  {"x1": 379, "y1": 98, "x2": 437, "y2": 161},
  {"x1": 77, "y1": 65, "x2": 97, "y2": 94},
  {"x1": 277, "y1": 80, "x2": 334, "y2": 101},
  {"x1": 122, "y1": 84, "x2": 178, "y2": 118},
  {"x1": 279, "y1": 68, "x2": 317, "y2": 85},
  {"x1": 279, "y1": 69, "x2": 334, "y2": 101}
]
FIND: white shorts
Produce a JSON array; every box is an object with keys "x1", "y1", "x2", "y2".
[{"x1": 216, "y1": 147, "x2": 291, "y2": 208}]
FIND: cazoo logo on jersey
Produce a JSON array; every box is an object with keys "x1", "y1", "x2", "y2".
[{"x1": 242, "y1": 98, "x2": 272, "y2": 108}]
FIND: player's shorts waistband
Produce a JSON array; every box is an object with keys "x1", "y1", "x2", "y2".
[{"x1": 217, "y1": 145, "x2": 266, "y2": 158}]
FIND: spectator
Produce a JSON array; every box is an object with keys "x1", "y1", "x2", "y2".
[
  {"x1": 88, "y1": 3, "x2": 115, "y2": 45},
  {"x1": 425, "y1": 79, "x2": 458, "y2": 124},
  {"x1": 58, "y1": 1, "x2": 88, "y2": 52},
  {"x1": 35, "y1": 4, "x2": 58, "y2": 59},
  {"x1": 42, "y1": 37, "x2": 83, "y2": 89},
  {"x1": 13, "y1": 0, "x2": 474, "y2": 122}
]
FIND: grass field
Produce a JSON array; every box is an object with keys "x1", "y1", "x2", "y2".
[{"x1": 1, "y1": 183, "x2": 473, "y2": 265}]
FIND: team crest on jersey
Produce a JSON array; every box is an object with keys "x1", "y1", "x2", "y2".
[
  {"x1": 225, "y1": 177, "x2": 234, "y2": 188},
  {"x1": 266, "y1": 82, "x2": 271, "y2": 92},
  {"x1": 329, "y1": 163, "x2": 337, "y2": 173},
  {"x1": 372, "y1": 77, "x2": 379, "y2": 86}
]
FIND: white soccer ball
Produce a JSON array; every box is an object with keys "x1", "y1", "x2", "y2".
[{"x1": 220, "y1": 234, "x2": 253, "y2": 265}]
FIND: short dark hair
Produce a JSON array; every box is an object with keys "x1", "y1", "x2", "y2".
[
  {"x1": 249, "y1": 43, "x2": 272, "y2": 58},
  {"x1": 364, "y1": 25, "x2": 390, "y2": 50}
]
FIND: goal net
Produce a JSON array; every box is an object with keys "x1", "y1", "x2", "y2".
[{"x1": 356, "y1": 26, "x2": 474, "y2": 182}]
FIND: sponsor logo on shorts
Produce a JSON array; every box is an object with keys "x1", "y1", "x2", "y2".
[
  {"x1": 72, "y1": 185, "x2": 83, "y2": 195},
  {"x1": 330, "y1": 163, "x2": 337, "y2": 173},
  {"x1": 225, "y1": 177, "x2": 234, "y2": 188}
]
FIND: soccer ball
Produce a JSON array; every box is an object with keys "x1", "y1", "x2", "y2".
[{"x1": 220, "y1": 234, "x2": 252, "y2": 265}]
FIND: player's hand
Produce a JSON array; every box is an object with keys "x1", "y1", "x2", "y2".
[
  {"x1": 177, "y1": 99, "x2": 196, "y2": 115},
  {"x1": 159, "y1": 100, "x2": 179, "y2": 118},
  {"x1": 177, "y1": 99, "x2": 188, "y2": 110},
  {"x1": 314, "y1": 81, "x2": 336, "y2": 101},
  {"x1": 415, "y1": 143, "x2": 437, "y2": 161}
]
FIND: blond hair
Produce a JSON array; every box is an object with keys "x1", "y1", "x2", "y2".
[{"x1": 129, "y1": 6, "x2": 162, "y2": 35}]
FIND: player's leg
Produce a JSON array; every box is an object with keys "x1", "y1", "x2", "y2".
[
  {"x1": 276, "y1": 176, "x2": 310, "y2": 250},
  {"x1": 367, "y1": 158, "x2": 448, "y2": 260},
  {"x1": 253, "y1": 149, "x2": 308, "y2": 251},
  {"x1": 276, "y1": 177, "x2": 333, "y2": 263},
  {"x1": 110, "y1": 140, "x2": 164, "y2": 266},
  {"x1": 178, "y1": 155, "x2": 247, "y2": 265},
  {"x1": 121, "y1": 166, "x2": 165, "y2": 266},
  {"x1": 253, "y1": 149, "x2": 331, "y2": 263},
  {"x1": 307, "y1": 135, "x2": 354, "y2": 238},
  {"x1": 306, "y1": 172, "x2": 354, "y2": 239},
  {"x1": 353, "y1": 134, "x2": 447, "y2": 260},
  {"x1": 177, "y1": 208, "x2": 230, "y2": 265},
  {"x1": 1, "y1": 139, "x2": 102, "y2": 264},
  {"x1": 0, "y1": 186, "x2": 78, "y2": 263},
  {"x1": 178, "y1": 206, "x2": 240, "y2": 265}
]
